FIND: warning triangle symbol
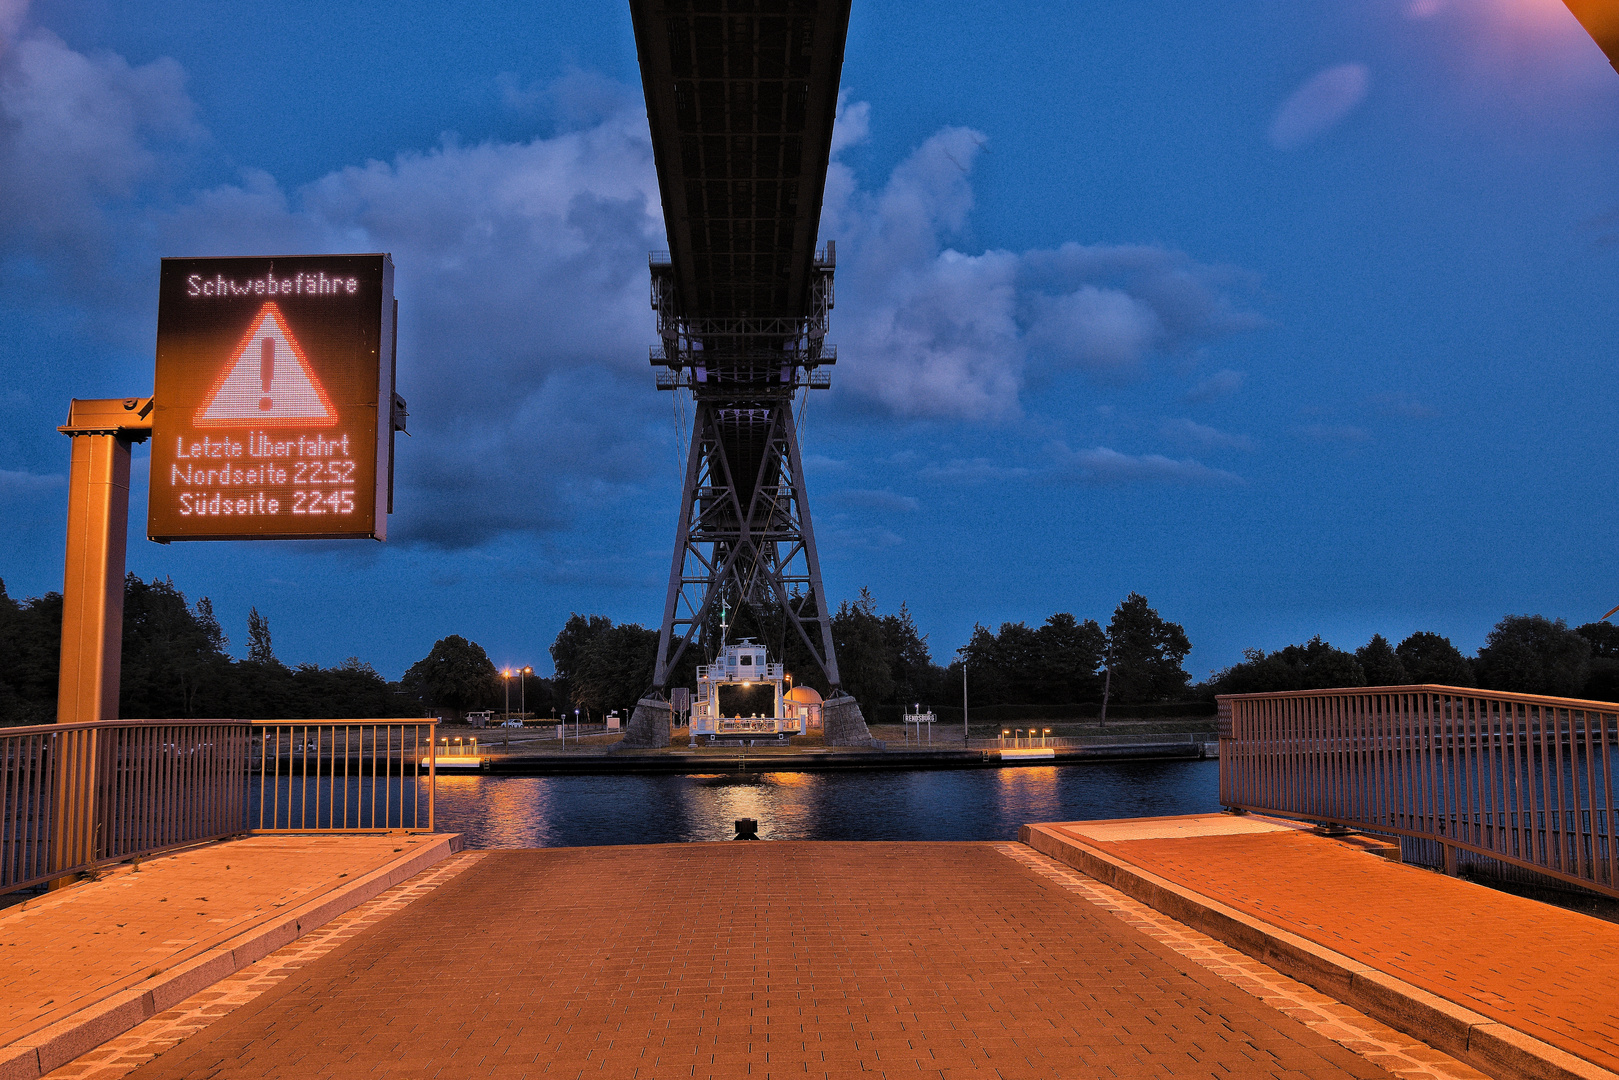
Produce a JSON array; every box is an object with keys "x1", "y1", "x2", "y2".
[{"x1": 194, "y1": 303, "x2": 338, "y2": 428}]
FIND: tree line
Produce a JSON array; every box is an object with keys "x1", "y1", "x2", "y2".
[
  {"x1": 398, "y1": 593, "x2": 939, "y2": 723},
  {"x1": 13, "y1": 569, "x2": 1607, "y2": 726},
  {"x1": 401, "y1": 589, "x2": 1195, "y2": 723},
  {"x1": 395, "y1": 616, "x2": 655, "y2": 725},
  {"x1": 0, "y1": 575, "x2": 1199, "y2": 724},
  {"x1": 1205, "y1": 616, "x2": 1619, "y2": 700},
  {"x1": 950, "y1": 593, "x2": 1192, "y2": 710},
  {"x1": 0, "y1": 575, "x2": 415, "y2": 724},
  {"x1": 378, "y1": 598, "x2": 1619, "y2": 719}
]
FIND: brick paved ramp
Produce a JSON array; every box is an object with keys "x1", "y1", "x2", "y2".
[
  {"x1": 1024, "y1": 815, "x2": 1619, "y2": 1080},
  {"x1": 120, "y1": 843, "x2": 1395, "y2": 1080},
  {"x1": 0, "y1": 834, "x2": 460, "y2": 1080}
]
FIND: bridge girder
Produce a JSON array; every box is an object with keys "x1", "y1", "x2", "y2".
[{"x1": 630, "y1": 0, "x2": 853, "y2": 704}]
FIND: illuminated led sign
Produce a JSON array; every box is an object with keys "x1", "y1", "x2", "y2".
[{"x1": 149, "y1": 255, "x2": 396, "y2": 541}]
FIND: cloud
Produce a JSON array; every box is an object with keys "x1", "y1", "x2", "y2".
[
  {"x1": 1184, "y1": 368, "x2": 1245, "y2": 403},
  {"x1": 0, "y1": 0, "x2": 26, "y2": 43},
  {"x1": 823, "y1": 104, "x2": 1262, "y2": 420},
  {"x1": 0, "y1": 24, "x2": 669, "y2": 553},
  {"x1": 0, "y1": 18, "x2": 1260, "y2": 549},
  {"x1": 0, "y1": 22, "x2": 197, "y2": 255},
  {"x1": 497, "y1": 68, "x2": 638, "y2": 129},
  {"x1": 1046, "y1": 444, "x2": 1243, "y2": 486},
  {"x1": 1268, "y1": 64, "x2": 1370, "y2": 150},
  {"x1": 1160, "y1": 418, "x2": 1253, "y2": 452},
  {"x1": 0, "y1": 467, "x2": 64, "y2": 529},
  {"x1": 1025, "y1": 285, "x2": 1162, "y2": 377},
  {"x1": 827, "y1": 488, "x2": 920, "y2": 513},
  {"x1": 819, "y1": 516, "x2": 906, "y2": 551},
  {"x1": 495, "y1": 72, "x2": 546, "y2": 113},
  {"x1": 150, "y1": 105, "x2": 668, "y2": 549},
  {"x1": 0, "y1": 467, "x2": 64, "y2": 498},
  {"x1": 918, "y1": 458, "x2": 1032, "y2": 484},
  {"x1": 828, "y1": 92, "x2": 870, "y2": 156}
]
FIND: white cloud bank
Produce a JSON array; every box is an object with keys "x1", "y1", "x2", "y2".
[
  {"x1": 1047, "y1": 444, "x2": 1244, "y2": 487},
  {"x1": 0, "y1": 19, "x2": 197, "y2": 257},
  {"x1": 1268, "y1": 64, "x2": 1370, "y2": 150},
  {"x1": 824, "y1": 106, "x2": 1263, "y2": 420},
  {"x1": 1160, "y1": 418, "x2": 1253, "y2": 453}
]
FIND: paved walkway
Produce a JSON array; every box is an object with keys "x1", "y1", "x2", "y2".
[
  {"x1": 46, "y1": 852, "x2": 490, "y2": 1080},
  {"x1": 1027, "y1": 815, "x2": 1619, "y2": 1077},
  {"x1": 0, "y1": 834, "x2": 458, "y2": 1078},
  {"x1": 112, "y1": 843, "x2": 1402, "y2": 1080}
]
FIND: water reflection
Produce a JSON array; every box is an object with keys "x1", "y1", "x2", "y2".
[{"x1": 434, "y1": 760, "x2": 1221, "y2": 848}]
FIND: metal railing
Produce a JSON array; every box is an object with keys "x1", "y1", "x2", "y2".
[
  {"x1": 1218, "y1": 686, "x2": 1618, "y2": 898},
  {"x1": 251, "y1": 721, "x2": 436, "y2": 832},
  {"x1": 0, "y1": 718, "x2": 436, "y2": 895}
]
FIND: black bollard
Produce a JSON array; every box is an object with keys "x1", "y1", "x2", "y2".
[{"x1": 733, "y1": 818, "x2": 759, "y2": 840}]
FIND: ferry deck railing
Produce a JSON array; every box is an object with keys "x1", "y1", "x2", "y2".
[
  {"x1": 0, "y1": 718, "x2": 436, "y2": 895},
  {"x1": 1218, "y1": 685, "x2": 1618, "y2": 898}
]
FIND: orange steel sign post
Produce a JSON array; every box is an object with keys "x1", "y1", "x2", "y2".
[
  {"x1": 149, "y1": 254, "x2": 397, "y2": 541},
  {"x1": 49, "y1": 254, "x2": 402, "y2": 886}
]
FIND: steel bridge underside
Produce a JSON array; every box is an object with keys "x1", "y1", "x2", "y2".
[
  {"x1": 631, "y1": 0, "x2": 852, "y2": 693},
  {"x1": 633, "y1": 0, "x2": 847, "y2": 325}
]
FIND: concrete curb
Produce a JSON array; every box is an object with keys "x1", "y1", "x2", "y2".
[
  {"x1": 0, "y1": 832, "x2": 464, "y2": 1080},
  {"x1": 1020, "y1": 823, "x2": 1618, "y2": 1080}
]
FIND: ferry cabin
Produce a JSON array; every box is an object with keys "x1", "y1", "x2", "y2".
[{"x1": 688, "y1": 639, "x2": 800, "y2": 742}]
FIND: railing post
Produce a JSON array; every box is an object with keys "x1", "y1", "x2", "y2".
[
  {"x1": 1216, "y1": 695, "x2": 1231, "y2": 806},
  {"x1": 48, "y1": 727, "x2": 100, "y2": 888}
]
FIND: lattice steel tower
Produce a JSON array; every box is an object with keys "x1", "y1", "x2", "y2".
[
  {"x1": 622, "y1": 0, "x2": 876, "y2": 747},
  {"x1": 648, "y1": 247, "x2": 839, "y2": 691}
]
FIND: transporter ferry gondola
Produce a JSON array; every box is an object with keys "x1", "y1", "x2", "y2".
[{"x1": 688, "y1": 639, "x2": 802, "y2": 745}]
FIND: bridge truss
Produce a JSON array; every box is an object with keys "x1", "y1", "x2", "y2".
[{"x1": 630, "y1": 0, "x2": 854, "y2": 707}]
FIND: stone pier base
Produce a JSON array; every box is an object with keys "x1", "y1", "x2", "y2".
[
  {"x1": 616, "y1": 696, "x2": 673, "y2": 749},
  {"x1": 822, "y1": 695, "x2": 884, "y2": 749}
]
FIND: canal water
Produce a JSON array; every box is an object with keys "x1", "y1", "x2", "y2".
[{"x1": 434, "y1": 760, "x2": 1222, "y2": 847}]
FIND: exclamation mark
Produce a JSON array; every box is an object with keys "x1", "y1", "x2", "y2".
[{"x1": 259, "y1": 337, "x2": 274, "y2": 411}]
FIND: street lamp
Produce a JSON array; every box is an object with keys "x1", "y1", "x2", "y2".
[
  {"x1": 502, "y1": 668, "x2": 512, "y2": 723},
  {"x1": 575, "y1": 707, "x2": 580, "y2": 742},
  {"x1": 520, "y1": 665, "x2": 532, "y2": 723}
]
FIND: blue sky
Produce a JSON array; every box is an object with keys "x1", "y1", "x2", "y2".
[{"x1": 2, "y1": 0, "x2": 1616, "y2": 685}]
